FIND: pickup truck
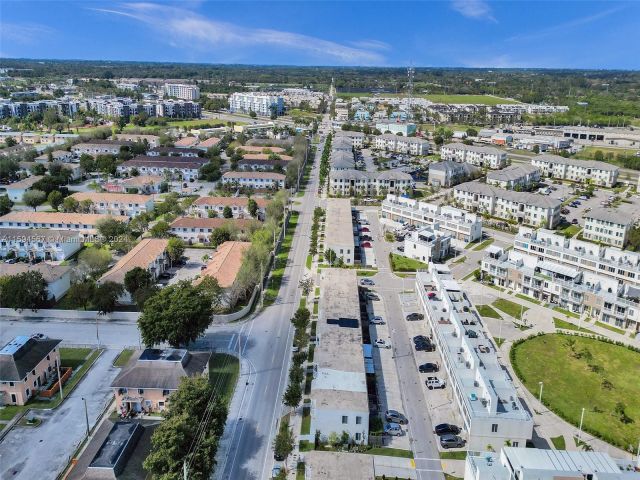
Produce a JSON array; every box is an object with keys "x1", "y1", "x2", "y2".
[{"x1": 426, "y1": 377, "x2": 446, "y2": 390}]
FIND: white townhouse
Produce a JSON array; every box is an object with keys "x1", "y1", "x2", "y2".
[
  {"x1": 428, "y1": 161, "x2": 479, "y2": 188},
  {"x1": 330, "y1": 150, "x2": 356, "y2": 171},
  {"x1": 374, "y1": 134, "x2": 430, "y2": 155},
  {"x1": 116, "y1": 158, "x2": 203, "y2": 182},
  {"x1": 0, "y1": 228, "x2": 82, "y2": 261},
  {"x1": 531, "y1": 154, "x2": 619, "y2": 187},
  {"x1": 229, "y1": 92, "x2": 284, "y2": 116},
  {"x1": 329, "y1": 169, "x2": 413, "y2": 197},
  {"x1": 0, "y1": 212, "x2": 129, "y2": 236},
  {"x1": 71, "y1": 140, "x2": 133, "y2": 157},
  {"x1": 35, "y1": 150, "x2": 75, "y2": 164},
  {"x1": 169, "y1": 217, "x2": 254, "y2": 244},
  {"x1": 486, "y1": 164, "x2": 541, "y2": 190},
  {"x1": 0, "y1": 263, "x2": 72, "y2": 300},
  {"x1": 333, "y1": 131, "x2": 365, "y2": 149},
  {"x1": 403, "y1": 227, "x2": 451, "y2": 263},
  {"x1": 325, "y1": 199, "x2": 355, "y2": 266},
  {"x1": 190, "y1": 196, "x2": 268, "y2": 220},
  {"x1": 441, "y1": 143, "x2": 507, "y2": 169},
  {"x1": 582, "y1": 208, "x2": 633, "y2": 248},
  {"x1": 70, "y1": 192, "x2": 154, "y2": 218},
  {"x1": 147, "y1": 147, "x2": 201, "y2": 158},
  {"x1": 453, "y1": 181, "x2": 561, "y2": 229},
  {"x1": 2, "y1": 176, "x2": 43, "y2": 202},
  {"x1": 415, "y1": 266, "x2": 533, "y2": 450},
  {"x1": 221, "y1": 171, "x2": 285, "y2": 190}
]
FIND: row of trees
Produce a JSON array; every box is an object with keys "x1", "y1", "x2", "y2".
[{"x1": 319, "y1": 133, "x2": 332, "y2": 188}]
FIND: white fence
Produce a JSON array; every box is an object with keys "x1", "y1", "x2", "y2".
[{"x1": 0, "y1": 308, "x2": 139, "y2": 322}]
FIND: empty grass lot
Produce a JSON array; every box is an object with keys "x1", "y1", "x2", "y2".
[
  {"x1": 512, "y1": 334, "x2": 640, "y2": 451},
  {"x1": 492, "y1": 298, "x2": 528, "y2": 320},
  {"x1": 389, "y1": 253, "x2": 428, "y2": 272},
  {"x1": 209, "y1": 353, "x2": 240, "y2": 405},
  {"x1": 595, "y1": 321, "x2": 626, "y2": 336},
  {"x1": 301, "y1": 406, "x2": 311, "y2": 434},
  {"x1": 476, "y1": 305, "x2": 502, "y2": 319},
  {"x1": 553, "y1": 317, "x2": 594, "y2": 334}
]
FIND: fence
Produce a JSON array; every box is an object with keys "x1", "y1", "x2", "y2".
[
  {"x1": 39, "y1": 367, "x2": 72, "y2": 398},
  {"x1": 0, "y1": 307, "x2": 139, "y2": 322}
]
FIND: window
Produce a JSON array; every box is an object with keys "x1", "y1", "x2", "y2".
[
  {"x1": 162, "y1": 389, "x2": 170, "y2": 396},
  {"x1": 512, "y1": 441, "x2": 519, "y2": 447},
  {"x1": 138, "y1": 388, "x2": 144, "y2": 394},
  {"x1": 355, "y1": 433, "x2": 361, "y2": 441},
  {"x1": 341, "y1": 416, "x2": 348, "y2": 424},
  {"x1": 9, "y1": 382, "x2": 14, "y2": 387},
  {"x1": 356, "y1": 416, "x2": 362, "y2": 425},
  {"x1": 491, "y1": 424, "x2": 498, "y2": 433}
]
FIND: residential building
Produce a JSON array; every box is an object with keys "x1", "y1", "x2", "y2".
[
  {"x1": 325, "y1": 198, "x2": 355, "y2": 265},
  {"x1": 114, "y1": 133, "x2": 160, "y2": 148},
  {"x1": 531, "y1": 154, "x2": 619, "y2": 187},
  {"x1": 330, "y1": 150, "x2": 356, "y2": 171},
  {"x1": 71, "y1": 140, "x2": 133, "y2": 157},
  {"x1": 441, "y1": 143, "x2": 507, "y2": 169},
  {"x1": 486, "y1": 164, "x2": 541, "y2": 190},
  {"x1": 237, "y1": 158, "x2": 288, "y2": 172},
  {"x1": 174, "y1": 136, "x2": 199, "y2": 148},
  {"x1": 428, "y1": 161, "x2": 479, "y2": 188},
  {"x1": 0, "y1": 263, "x2": 72, "y2": 299},
  {"x1": 583, "y1": 208, "x2": 633, "y2": 247},
  {"x1": 169, "y1": 217, "x2": 254, "y2": 244},
  {"x1": 490, "y1": 133, "x2": 513, "y2": 146},
  {"x1": 403, "y1": 227, "x2": 451, "y2": 263},
  {"x1": 196, "y1": 241, "x2": 252, "y2": 305},
  {"x1": 334, "y1": 131, "x2": 365, "y2": 149},
  {"x1": 163, "y1": 83, "x2": 200, "y2": 100},
  {"x1": 116, "y1": 157, "x2": 203, "y2": 181},
  {"x1": 221, "y1": 171, "x2": 285, "y2": 190},
  {"x1": 229, "y1": 92, "x2": 284, "y2": 116},
  {"x1": 375, "y1": 121, "x2": 417, "y2": 136},
  {"x1": 329, "y1": 170, "x2": 413, "y2": 196},
  {"x1": 0, "y1": 212, "x2": 129, "y2": 236},
  {"x1": 35, "y1": 150, "x2": 74, "y2": 164},
  {"x1": 2, "y1": 175, "x2": 43, "y2": 202},
  {"x1": 111, "y1": 348, "x2": 210, "y2": 414},
  {"x1": 197, "y1": 136, "x2": 221, "y2": 150},
  {"x1": 381, "y1": 195, "x2": 483, "y2": 245},
  {"x1": 147, "y1": 147, "x2": 201, "y2": 158},
  {"x1": 415, "y1": 266, "x2": 533, "y2": 449},
  {"x1": 99, "y1": 238, "x2": 169, "y2": 302},
  {"x1": 0, "y1": 228, "x2": 82, "y2": 261},
  {"x1": 453, "y1": 181, "x2": 562, "y2": 228},
  {"x1": 465, "y1": 447, "x2": 640, "y2": 480},
  {"x1": 70, "y1": 192, "x2": 154, "y2": 218},
  {"x1": 191, "y1": 196, "x2": 268, "y2": 220},
  {"x1": 0, "y1": 335, "x2": 62, "y2": 406},
  {"x1": 373, "y1": 134, "x2": 430, "y2": 155},
  {"x1": 106, "y1": 175, "x2": 165, "y2": 194},
  {"x1": 311, "y1": 269, "x2": 369, "y2": 444}
]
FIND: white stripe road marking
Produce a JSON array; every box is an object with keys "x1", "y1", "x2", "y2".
[
  {"x1": 227, "y1": 334, "x2": 235, "y2": 351},
  {"x1": 416, "y1": 468, "x2": 444, "y2": 472}
]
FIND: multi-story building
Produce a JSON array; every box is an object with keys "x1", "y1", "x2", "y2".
[
  {"x1": 441, "y1": 143, "x2": 507, "y2": 169},
  {"x1": 325, "y1": 198, "x2": 355, "y2": 265},
  {"x1": 381, "y1": 195, "x2": 482, "y2": 245},
  {"x1": 428, "y1": 161, "x2": 479, "y2": 188},
  {"x1": 486, "y1": 164, "x2": 541, "y2": 190},
  {"x1": 453, "y1": 181, "x2": 562, "y2": 228},
  {"x1": 0, "y1": 335, "x2": 62, "y2": 406},
  {"x1": 114, "y1": 133, "x2": 160, "y2": 148},
  {"x1": 196, "y1": 241, "x2": 252, "y2": 299},
  {"x1": 583, "y1": 208, "x2": 633, "y2": 248},
  {"x1": 147, "y1": 147, "x2": 201, "y2": 158},
  {"x1": 0, "y1": 263, "x2": 72, "y2": 299},
  {"x1": 403, "y1": 227, "x2": 451, "y2": 263},
  {"x1": 0, "y1": 228, "x2": 82, "y2": 261},
  {"x1": 35, "y1": 150, "x2": 75, "y2": 164},
  {"x1": 330, "y1": 150, "x2": 356, "y2": 171},
  {"x1": 375, "y1": 121, "x2": 417, "y2": 136},
  {"x1": 71, "y1": 140, "x2": 133, "y2": 157},
  {"x1": 416, "y1": 266, "x2": 533, "y2": 449},
  {"x1": 311, "y1": 269, "x2": 369, "y2": 444},
  {"x1": 163, "y1": 83, "x2": 200, "y2": 100},
  {"x1": 0, "y1": 99, "x2": 82, "y2": 119},
  {"x1": 169, "y1": 217, "x2": 254, "y2": 244},
  {"x1": 107, "y1": 175, "x2": 165, "y2": 194},
  {"x1": 111, "y1": 348, "x2": 210, "y2": 414},
  {"x1": 0, "y1": 212, "x2": 129, "y2": 236},
  {"x1": 229, "y1": 92, "x2": 284, "y2": 116},
  {"x1": 70, "y1": 192, "x2": 154, "y2": 218},
  {"x1": 373, "y1": 134, "x2": 430, "y2": 155},
  {"x1": 531, "y1": 154, "x2": 619, "y2": 187},
  {"x1": 116, "y1": 157, "x2": 203, "y2": 182},
  {"x1": 85, "y1": 97, "x2": 201, "y2": 119},
  {"x1": 333, "y1": 131, "x2": 365, "y2": 149},
  {"x1": 3, "y1": 176, "x2": 43, "y2": 202},
  {"x1": 221, "y1": 171, "x2": 285, "y2": 190},
  {"x1": 329, "y1": 170, "x2": 413, "y2": 197},
  {"x1": 465, "y1": 447, "x2": 640, "y2": 480},
  {"x1": 190, "y1": 196, "x2": 268, "y2": 220}
]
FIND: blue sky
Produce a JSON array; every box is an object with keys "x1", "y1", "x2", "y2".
[{"x1": 1, "y1": 1, "x2": 639, "y2": 69}]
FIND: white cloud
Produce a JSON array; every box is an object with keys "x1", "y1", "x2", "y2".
[
  {"x1": 1, "y1": 22, "x2": 54, "y2": 44},
  {"x1": 89, "y1": 3, "x2": 386, "y2": 65},
  {"x1": 462, "y1": 54, "x2": 532, "y2": 68},
  {"x1": 451, "y1": 0, "x2": 496, "y2": 22}
]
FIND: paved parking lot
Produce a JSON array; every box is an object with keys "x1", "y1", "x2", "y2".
[{"x1": 166, "y1": 247, "x2": 208, "y2": 285}]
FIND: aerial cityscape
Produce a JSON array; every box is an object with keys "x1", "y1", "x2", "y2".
[{"x1": 1, "y1": 1, "x2": 640, "y2": 479}]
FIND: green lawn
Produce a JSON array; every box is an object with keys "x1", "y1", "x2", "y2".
[
  {"x1": 551, "y1": 435, "x2": 566, "y2": 450},
  {"x1": 494, "y1": 337, "x2": 505, "y2": 347},
  {"x1": 356, "y1": 269, "x2": 378, "y2": 277},
  {"x1": 265, "y1": 212, "x2": 299, "y2": 306},
  {"x1": 472, "y1": 238, "x2": 495, "y2": 251},
  {"x1": 515, "y1": 293, "x2": 542, "y2": 305},
  {"x1": 553, "y1": 317, "x2": 594, "y2": 334},
  {"x1": 452, "y1": 255, "x2": 467, "y2": 264},
  {"x1": 476, "y1": 304, "x2": 502, "y2": 319},
  {"x1": 553, "y1": 306, "x2": 580, "y2": 319},
  {"x1": 559, "y1": 224, "x2": 581, "y2": 238},
  {"x1": 299, "y1": 297, "x2": 307, "y2": 310},
  {"x1": 422, "y1": 94, "x2": 520, "y2": 105},
  {"x1": 366, "y1": 447, "x2": 414, "y2": 458},
  {"x1": 595, "y1": 321, "x2": 627, "y2": 336},
  {"x1": 511, "y1": 334, "x2": 640, "y2": 451},
  {"x1": 439, "y1": 450, "x2": 467, "y2": 460},
  {"x1": 462, "y1": 269, "x2": 480, "y2": 281},
  {"x1": 296, "y1": 462, "x2": 306, "y2": 480},
  {"x1": 306, "y1": 254, "x2": 312, "y2": 269},
  {"x1": 389, "y1": 253, "x2": 428, "y2": 272},
  {"x1": 313, "y1": 301, "x2": 319, "y2": 315},
  {"x1": 113, "y1": 349, "x2": 134, "y2": 367},
  {"x1": 492, "y1": 298, "x2": 528, "y2": 320},
  {"x1": 209, "y1": 353, "x2": 240, "y2": 405},
  {"x1": 301, "y1": 406, "x2": 311, "y2": 435}
]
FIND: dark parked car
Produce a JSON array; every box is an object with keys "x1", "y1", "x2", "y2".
[
  {"x1": 415, "y1": 341, "x2": 435, "y2": 352},
  {"x1": 434, "y1": 423, "x2": 461, "y2": 436},
  {"x1": 413, "y1": 335, "x2": 429, "y2": 344},
  {"x1": 385, "y1": 410, "x2": 408, "y2": 425},
  {"x1": 418, "y1": 362, "x2": 439, "y2": 373},
  {"x1": 274, "y1": 452, "x2": 286, "y2": 461},
  {"x1": 440, "y1": 434, "x2": 465, "y2": 449},
  {"x1": 406, "y1": 313, "x2": 424, "y2": 321}
]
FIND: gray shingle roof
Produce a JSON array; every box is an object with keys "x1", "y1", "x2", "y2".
[
  {"x1": 442, "y1": 142, "x2": 505, "y2": 156},
  {"x1": 455, "y1": 181, "x2": 561, "y2": 209},
  {"x1": 487, "y1": 164, "x2": 540, "y2": 182},
  {"x1": 584, "y1": 208, "x2": 631, "y2": 226},
  {"x1": 0, "y1": 336, "x2": 62, "y2": 382},
  {"x1": 533, "y1": 154, "x2": 619, "y2": 171}
]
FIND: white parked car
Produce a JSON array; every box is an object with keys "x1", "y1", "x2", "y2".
[
  {"x1": 375, "y1": 339, "x2": 391, "y2": 349},
  {"x1": 384, "y1": 422, "x2": 403, "y2": 436},
  {"x1": 370, "y1": 316, "x2": 385, "y2": 325}
]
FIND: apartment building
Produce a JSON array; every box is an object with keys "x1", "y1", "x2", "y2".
[
  {"x1": 531, "y1": 154, "x2": 619, "y2": 187},
  {"x1": 71, "y1": 140, "x2": 133, "y2": 157},
  {"x1": 329, "y1": 169, "x2": 413, "y2": 196},
  {"x1": 441, "y1": 143, "x2": 507, "y2": 169},
  {"x1": 3, "y1": 176, "x2": 43, "y2": 202},
  {"x1": 325, "y1": 198, "x2": 355, "y2": 265},
  {"x1": 147, "y1": 147, "x2": 201, "y2": 158},
  {"x1": 191, "y1": 196, "x2": 268, "y2": 219},
  {"x1": 116, "y1": 157, "x2": 203, "y2": 181},
  {"x1": 381, "y1": 194, "x2": 483, "y2": 245},
  {"x1": 0, "y1": 212, "x2": 129, "y2": 236},
  {"x1": 163, "y1": 83, "x2": 200, "y2": 100},
  {"x1": 453, "y1": 181, "x2": 561, "y2": 229},
  {"x1": 0, "y1": 335, "x2": 62, "y2": 406},
  {"x1": 334, "y1": 130, "x2": 365, "y2": 149},
  {"x1": 403, "y1": 227, "x2": 451, "y2": 263},
  {"x1": 0, "y1": 263, "x2": 72, "y2": 299},
  {"x1": 375, "y1": 121, "x2": 417, "y2": 136},
  {"x1": 415, "y1": 266, "x2": 533, "y2": 449},
  {"x1": 482, "y1": 247, "x2": 640, "y2": 333},
  {"x1": 0, "y1": 99, "x2": 82, "y2": 119},
  {"x1": 169, "y1": 217, "x2": 254, "y2": 244},
  {"x1": 85, "y1": 97, "x2": 201, "y2": 119},
  {"x1": 583, "y1": 208, "x2": 633, "y2": 247},
  {"x1": 373, "y1": 134, "x2": 430, "y2": 156},
  {"x1": 35, "y1": 150, "x2": 75, "y2": 164},
  {"x1": 114, "y1": 133, "x2": 160, "y2": 148},
  {"x1": 428, "y1": 161, "x2": 479, "y2": 188},
  {"x1": 229, "y1": 92, "x2": 284, "y2": 116},
  {"x1": 465, "y1": 447, "x2": 640, "y2": 480},
  {"x1": 311, "y1": 269, "x2": 369, "y2": 444},
  {"x1": 196, "y1": 241, "x2": 252, "y2": 293},
  {"x1": 111, "y1": 348, "x2": 210, "y2": 414},
  {"x1": 70, "y1": 192, "x2": 154, "y2": 218},
  {"x1": 221, "y1": 171, "x2": 285, "y2": 190},
  {"x1": 486, "y1": 164, "x2": 541, "y2": 190},
  {"x1": 330, "y1": 150, "x2": 356, "y2": 171},
  {"x1": 0, "y1": 228, "x2": 82, "y2": 261},
  {"x1": 107, "y1": 175, "x2": 164, "y2": 194}
]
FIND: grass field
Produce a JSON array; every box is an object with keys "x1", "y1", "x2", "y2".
[
  {"x1": 492, "y1": 298, "x2": 528, "y2": 320},
  {"x1": 551, "y1": 435, "x2": 566, "y2": 450},
  {"x1": 439, "y1": 450, "x2": 467, "y2": 460},
  {"x1": 389, "y1": 253, "x2": 428, "y2": 272},
  {"x1": 113, "y1": 348, "x2": 134, "y2": 367},
  {"x1": 553, "y1": 306, "x2": 580, "y2": 319},
  {"x1": 209, "y1": 353, "x2": 240, "y2": 405},
  {"x1": 595, "y1": 321, "x2": 626, "y2": 336},
  {"x1": 476, "y1": 305, "x2": 502, "y2": 319},
  {"x1": 301, "y1": 406, "x2": 311, "y2": 435},
  {"x1": 366, "y1": 447, "x2": 414, "y2": 458},
  {"x1": 553, "y1": 317, "x2": 594, "y2": 334},
  {"x1": 511, "y1": 334, "x2": 640, "y2": 451},
  {"x1": 558, "y1": 224, "x2": 581, "y2": 238},
  {"x1": 473, "y1": 238, "x2": 495, "y2": 251},
  {"x1": 515, "y1": 293, "x2": 542, "y2": 305},
  {"x1": 576, "y1": 146, "x2": 638, "y2": 159}
]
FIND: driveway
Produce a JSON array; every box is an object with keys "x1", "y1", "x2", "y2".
[
  {"x1": 0, "y1": 349, "x2": 120, "y2": 480},
  {"x1": 166, "y1": 247, "x2": 208, "y2": 285}
]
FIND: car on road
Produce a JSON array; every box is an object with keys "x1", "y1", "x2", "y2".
[
  {"x1": 375, "y1": 339, "x2": 391, "y2": 349},
  {"x1": 406, "y1": 313, "x2": 424, "y2": 321},
  {"x1": 418, "y1": 362, "x2": 439, "y2": 373},
  {"x1": 361, "y1": 242, "x2": 372, "y2": 248},
  {"x1": 366, "y1": 292, "x2": 381, "y2": 301},
  {"x1": 415, "y1": 341, "x2": 435, "y2": 352},
  {"x1": 385, "y1": 410, "x2": 408, "y2": 425},
  {"x1": 360, "y1": 278, "x2": 375, "y2": 286},
  {"x1": 370, "y1": 316, "x2": 385, "y2": 325},
  {"x1": 571, "y1": 218, "x2": 579, "y2": 225},
  {"x1": 4, "y1": 258, "x2": 17, "y2": 264},
  {"x1": 434, "y1": 423, "x2": 461, "y2": 436},
  {"x1": 440, "y1": 434, "x2": 465, "y2": 449},
  {"x1": 384, "y1": 422, "x2": 403, "y2": 436},
  {"x1": 466, "y1": 329, "x2": 478, "y2": 339},
  {"x1": 426, "y1": 377, "x2": 445, "y2": 389}
]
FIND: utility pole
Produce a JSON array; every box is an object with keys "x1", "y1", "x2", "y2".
[
  {"x1": 538, "y1": 381, "x2": 544, "y2": 404},
  {"x1": 56, "y1": 361, "x2": 64, "y2": 402},
  {"x1": 578, "y1": 407, "x2": 585, "y2": 441},
  {"x1": 183, "y1": 460, "x2": 188, "y2": 480},
  {"x1": 82, "y1": 397, "x2": 90, "y2": 438}
]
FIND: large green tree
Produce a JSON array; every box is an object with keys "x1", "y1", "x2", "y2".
[
  {"x1": 0, "y1": 195, "x2": 13, "y2": 215},
  {"x1": 93, "y1": 281, "x2": 124, "y2": 315},
  {"x1": 0, "y1": 271, "x2": 49, "y2": 310},
  {"x1": 78, "y1": 247, "x2": 112, "y2": 278},
  {"x1": 166, "y1": 238, "x2": 185, "y2": 265},
  {"x1": 22, "y1": 190, "x2": 47, "y2": 211}
]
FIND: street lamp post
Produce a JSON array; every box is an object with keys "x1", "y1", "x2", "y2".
[
  {"x1": 578, "y1": 407, "x2": 585, "y2": 441},
  {"x1": 538, "y1": 381, "x2": 544, "y2": 405},
  {"x1": 81, "y1": 397, "x2": 90, "y2": 438}
]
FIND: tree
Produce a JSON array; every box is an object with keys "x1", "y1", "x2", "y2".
[
  {"x1": 4, "y1": 137, "x2": 16, "y2": 147},
  {"x1": 65, "y1": 280, "x2": 96, "y2": 310},
  {"x1": 47, "y1": 190, "x2": 64, "y2": 211},
  {"x1": 62, "y1": 196, "x2": 79, "y2": 212},
  {"x1": 291, "y1": 307, "x2": 311, "y2": 330},
  {"x1": 249, "y1": 110, "x2": 257, "y2": 118},
  {"x1": 247, "y1": 198, "x2": 258, "y2": 218},
  {"x1": 166, "y1": 238, "x2": 185, "y2": 265},
  {"x1": 138, "y1": 280, "x2": 214, "y2": 347},
  {"x1": 124, "y1": 267, "x2": 154, "y2": 298},
  {"x1": 79, "y1": 153, "x2": 95, "y2": 174},
  {"x1": 92, "y1": 281, "x2": 124, "y2": 315},
  {"x1": 273, "y1": 420, "x2": 295, "y2": 461},
  {"x1": 0, "y1": 195, "x2": 13, "y2": 215},
  {"x1": 324, "y1": 248, "x2": 337, "y2": 265},
  {"x1": 210, "y1": 225, "x2": 233, "y2": 248},
  {"x1": 22, "y1": 190, "x2": 46, "y2": 211},
  {"x1": 532, "y1": 144, "x2": 540, "y2": 154},
  {"x1": 78, "y1": 247, "x2": 112, "y2": 278},
  {"x1": 466, "y1": 127, "x2": 478, "y2": 137},
  {"x1": 96, "y1": 218, "x2": 129, "y2": 241},
  {"x1": 298, "y1": 277, "x2": 314, "y2": 296},
  {"x1": 222, "y1": 205, "x2": 233, "y2": 219},
  {"x1": 0, "y1": 271, "x2": 49, "y2": 311},
  {"x1": 282, "y1": 382, "x2": 302, "y2": 410},
  {"x1": 593, "y1": 150, "x2": 604, "y2": 161},
  {"x1": 149, "y1": 220, "x2": 171, "y2": 238}
]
